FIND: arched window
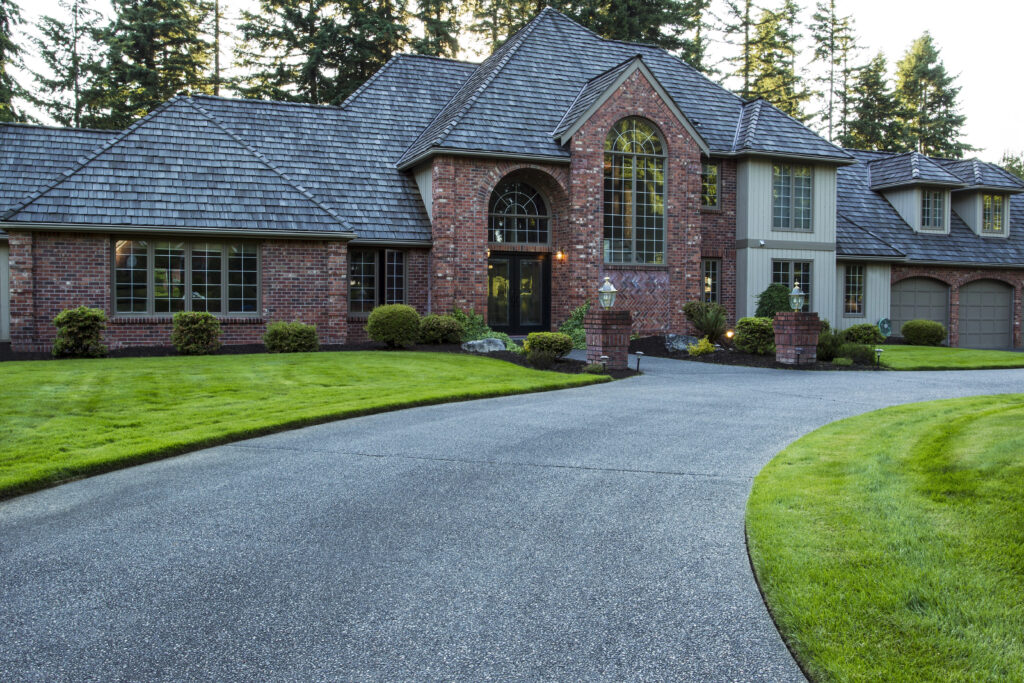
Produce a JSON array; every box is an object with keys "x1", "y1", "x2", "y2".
[
  {"x1": 488, "y1": 181, "x2": 550, "y2": 244},
  {"x1": 604, "y1": 117, "x2": 666, "y2": 264}
]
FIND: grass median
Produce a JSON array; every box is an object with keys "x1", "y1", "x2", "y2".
[{"x1": 880, "y1": 344, "x2": 1024, "y2": 370}]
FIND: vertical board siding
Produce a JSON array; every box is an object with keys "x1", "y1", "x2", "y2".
[
  {"x1": 884, "y1": 188, "x2": 919, "y2": 230},
  {"x1": 739, "y1": 160, "x2": 836, "y2": 244},
  {"x1": 739, "y1": 247, "x2": 836, "y2": 321},
  {"x1": 414, "y1": 164, "x2": 433, "y2": 221},
  {"x1": 835, "y1": 262, "x2": 891, "y2": 331},
  {"x1": 1, "y1": 242, "x2": 8, "y2": 341},
  {"x1": 951, "y1": 193, "x2": 979, "y2": 234}
]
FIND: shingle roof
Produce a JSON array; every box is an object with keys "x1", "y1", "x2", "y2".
[
  {"x1": 934, "y1": 157, "x2": 1024, "y2": 191},
  {"x1": 552, "y1": 55, "x2": 641, "y2": 139},
  {"x1": 867, "y1": 152, "x2": 965, "y2": 190}
]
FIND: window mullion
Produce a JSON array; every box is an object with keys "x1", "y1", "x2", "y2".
[
  {"x1": 147, "y1": 242, "x2": 155, "y2": 315},
  {"x1": 630, "y1": 153, "x2": 638, "y2": 264}
]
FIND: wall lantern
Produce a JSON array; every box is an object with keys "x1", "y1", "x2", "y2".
[
  {"x1": 598, "y1": 276, "x2": 618, "y2": 310},
  {"x1": 555, "y1": 249, "x2": 566, "y2": 262},
  {"x1": 789, "y1": 281, "x2": 805, "y2": 312}
]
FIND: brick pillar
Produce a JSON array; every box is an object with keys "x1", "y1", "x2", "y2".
[
  {"x1": 773, "y1": 312, "x2": 820, "y2": 365},
  {"x1": 584, "y1": 308, "x2": 632, "y2": 369}
]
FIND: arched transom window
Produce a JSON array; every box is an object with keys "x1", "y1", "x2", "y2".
[
  {"x1": 603, "y1": 117, "x2": 666, "y2": 264},
  {"x1": 488, "y1": 181, "x2": 550, "y2": 244}
]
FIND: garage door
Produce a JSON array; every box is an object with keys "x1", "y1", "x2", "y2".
[
  {"x1": 891, "y1": 278, "x2": 949, "y2": 342},
  {"x1": 959, "y1": 280, "x2": 1013, "y2": 349}
]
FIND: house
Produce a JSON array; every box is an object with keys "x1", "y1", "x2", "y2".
[{"x1": 1, "y1": 8, "x2": 1021, "y2": 354}]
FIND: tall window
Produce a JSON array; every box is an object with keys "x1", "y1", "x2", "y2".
[
  {"x1": 844, "y1": 264, "x2": 865, "y2": 316},
  {"x1": 114, "y1": 240, "x2": 258, "y2": 315},
  {"x1": 772, "y1": 163, "x2": 812, "y2": 231},
  {"x1": 702, "y1": 258, "x2": 720, "y2": 303},
  {"x1": 982, "y1": 194, "x2": 1005, "y2": 234},
  {"x1": 772, "y1": 260, "x2": 812, "y2": 312},
  {"x1": 604, "y1": 117, "x2": 666, "y2": 264},
  {"x1": 701, "y1": 162, "x2": 719, "y2": 208},
  {"x1": 488, "y1": 181, "x2": 549, "y2": 244},
  {"x1": 349, "y1": 248, "x2": 405, "y2": 315},
  {"x1": 921, "y1": 189, "x2": 945, "y2": 231}
]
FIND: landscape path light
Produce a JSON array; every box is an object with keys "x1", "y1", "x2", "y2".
[{"x1": 598, "y1": 276, "x2": 618, "y2": 310}]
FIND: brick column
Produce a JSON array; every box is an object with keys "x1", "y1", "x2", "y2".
[
  {"x1": 773, "y1": 312, "x2": 820, "y2": 365},
  {"x1": 585, "y1": 308, "x2": 632, "y2": 369}
]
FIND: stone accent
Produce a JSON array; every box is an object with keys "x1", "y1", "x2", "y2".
[
  {"x1": 461, "y1": 338, "x2": 505, "y2": 353},
  {"x1": 585, "y1": 308, "x2": 632, "y2": 369},
  {"x1": 773, "y1": 311, "x2": 820, "y2": 365}
]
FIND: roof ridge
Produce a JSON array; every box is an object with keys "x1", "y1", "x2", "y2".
[
  {"x1": 737, "y1": 99, "x2": 764, "y2": 150},
  {"x1": 392, "y1": 52, "x2": 479, "y2": 66},
  {"x1": 190, "y1": 92, "x2": 346, "y2": 111},
  {"x1": 550, "y1": 55, "x2": 642, "y2": 137},
  {"x1": 185, "y1": 98, "x2": 353, "y2": 230},
  {"x1": 972, "y1": 158, "x2": 982, "y2": 185},
  {"x1": 2, "y1": 97, "x2": 183, "y2": 220},
  {"x1": 0, "y1": 122, "x2": 118, "y2": 134},
  {"x1": 910, "y1": 151, "x2": 920, "y2": 179}
]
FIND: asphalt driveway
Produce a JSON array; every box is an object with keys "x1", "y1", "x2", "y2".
[{"x1": 2, "y1": 357, "x2": 1023, "y2": 681}]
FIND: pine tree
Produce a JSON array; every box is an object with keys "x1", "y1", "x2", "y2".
[
  {"x1": 838, "y1": 52, "x2": 899, "y2": 151},
  {"x1": 29, "y1": 0, "x2": 105, "y2": 128},
  {"x1": 722, "y1": 0, "x2": 759, "y2": 99},
  {"x1": 809, "y1": 1, "x2": 855, "y2": 141},
  {"x1": 339, "y1": 0, "x2": 410, "y2": 97},
  {"x1": 893, "y1": 32, "x2": 970, "y2": 158},
  {"x1": 748, "y1": 0, "x2": 809, "y2": 120},
  {"x1": 833, "y1": 20, "x2": 857, "y2": 142},
  {"x1": 0, "y1": 0, "x2": 27, "y2": 122},
  {"x1": 469, "y1": 0, "x2": 536, "y2": 50},
  {"x1": 679, "y1": 0, "x2": 713, "y2": 73},
  {"x1": 412, "y1": 0, "x2": 459, "y2": 57},
  {"x1": 1000, "y1": 152, "x2": 1024, "y2": 181}
]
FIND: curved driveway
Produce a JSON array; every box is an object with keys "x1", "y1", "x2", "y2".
[{"x1": 2, "y1": 357, "x2": 1023, "y2": 681}]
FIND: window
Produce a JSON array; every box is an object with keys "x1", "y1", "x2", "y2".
[
  {"x1": 702, "y1": 258, "x2": 720, "y2": 303},
  {"x1": 701, "y1": 162, "x2": 719, "y2": 208},
  {"x1": 114, "y1": 240, "x2": 258, "y2": 315},
  {"x1": 844, "y1": 264, "x2": 865, "y2": 317},
  {"x1": 604, "y1": 117, "x2": 666, "y2": 264},
  {"x1": 772, "y1": 163, "x2": 812, "y2": 231},
  {"x1": 349, "y1": 248, "x2": 405, "y2": 315},
  {"x1": 982, "y1": 194, "x2": 1006, "y2": 234},
  {"x1": 772, "y1": 260, "x2": 812, "y2": 312},
  {"x1": 488, "y1": 181, "x2": 549, "y2": 244},
  {"x1": 921, "y1": 189, "x2": 945, "y2": 231}
]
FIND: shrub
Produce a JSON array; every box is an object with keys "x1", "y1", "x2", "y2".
[
  {"x1": 754, "y1": 283, "x2": 791, "y2": 318},
  {"x1": 735, "y1": 317, "x2": 776, "y2": 355},
  {"x1": 558, "y1": 302, "x2": 591, "y2": 350},
  {"x1": 901, "y1": 319, "x2": 946, "y2": 346},
  {"x1": 171, "y1": 311, "x2": 222, "y2": 355},
  {"x1": 263, "y1": 321, "x2": 319, "y2": 353},
  {"x1": 838, "y1": 342, "x2": 877, "y2": 365},
  {"x1": 527, "y1": 349, "x2": 557, "y2": 369},
  {"x1": 832, "y1": 357, "x2": 854, "y2": 367},
  {"x1": 367, "y1": 304, "x2": 421, "y2": 348},
  {"x1": 842, "y1": 322, "x2": 885, "y2": 345},
  {"x1": 687, "y1": 336, "x2": 716, "y2": 357},
  {"x1": 817, "y1": 329, "x2": 844, "y2": 362},
  {"x1": 583, "y1": 362, "x2": 608, "y2": 375},
  {"x1": 450, "y1": 308, "x2": 490, "y2": 342},
  {"x1": 52, "y1": 306, "x2": 108, "y2": 358},
  {"x1": 419, "y1": 314, "x2": 464, "y2": 345},
  {"x1": 524, "y1": 332, "x2": 573, "y2": 359},
  {"x1": 683, "y1": 301, "x2": 728, "y2": 342}
]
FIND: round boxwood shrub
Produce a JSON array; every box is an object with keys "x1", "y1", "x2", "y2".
[
  {"x1": 52, "y1": 306, "x2": 108, "y2": 358},
  {"x1": 418, "y1": 314, "x2": 464, "y2": 345},
  {"x1": 264, "y1": 321, "x2": 319, "y2": 353},
  {"x1": 735, "y1": 316, "x2": 775, "y2": 355},
  {"x1": 842, "y1": 322, "x2": 885, "y2": 345},
  {"x1": 754, "y1": 283, "x2": 792, "y2": 318},
  {"x1": 524, "y1": 332, "x2": 573, "y2": 359},
  {"x1": 171, "y1": 311, "x2": 222, "y2": 355},
  {"x1": 366, "y1": 304, "x2": 420, "y2": 348},
  {"x1": 901, "y1": 319, "x2": 946, "y2": 346}
]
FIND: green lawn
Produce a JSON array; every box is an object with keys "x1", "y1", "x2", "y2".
[
  {"x1": 880, "y1": 344, "x2": 1024, "y2": 370},
  {"x1": 747, "y1": 395, "x2": 1024, "y2": 682},
  {"x1": 0, "y1": 351, "x2": 606, "y2": 499}
]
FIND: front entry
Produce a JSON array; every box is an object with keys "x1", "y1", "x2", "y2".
[{"x1": 487, "y1": 252, "x2": 550, "y2": 334}]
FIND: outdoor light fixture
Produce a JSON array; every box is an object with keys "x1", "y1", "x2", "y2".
[
  {"x1": 555, "y1": 250, "x2": 566, "y2": 261},
  {"x1": 875, "y1": 348, "x2": 884, "y2": 366},
  {"x1": 635, "y1": 351, "x2": 644, "y2": 373},
  {"x1": 598, "y1": 276, "x2": 618, "y2": 309},
  {"x1": 789, "y1": 281, "x2": 805, "y2": 312},
  {"x1": 486, "y1": 248, "x2": 491, "y2": 258},
  {"x1": 725, "y1": 329, "x2": 734, "y2": 339}
]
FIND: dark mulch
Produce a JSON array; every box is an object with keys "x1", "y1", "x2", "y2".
[{"x1": 629, "y1": 335, "x2": 886, "y2": 371}]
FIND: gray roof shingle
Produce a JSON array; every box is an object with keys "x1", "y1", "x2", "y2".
[
  {"x1": 867, "y1": 152, "x2": 965, "y2": 189},
  {"x1": 552, "y1": 55, "x2": 641, "y2": 139}
]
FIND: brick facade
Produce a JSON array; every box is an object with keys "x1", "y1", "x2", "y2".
[{"x1": 699, "y1": 159, "x2": 738, "y2": 325}]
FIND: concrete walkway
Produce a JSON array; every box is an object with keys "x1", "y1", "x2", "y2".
[{"x1": 2, "y1": 358, "x2": 1022, "y2": 681}]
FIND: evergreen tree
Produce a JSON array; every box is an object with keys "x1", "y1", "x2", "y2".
[
  {"x1": 0, "y1": 0, "x2": 26, "y2": 122},
  {"x1": 1000, "y1": 152, "x2": 1024, "y2": 181},
  {"x1": 412, "y1": 0, "x2": 459, "y2": 57},
  {"x1": 838, "y1": 52, "x2": 899, "y2": 150},
  {"x1": 469, "y1": 0, "x2": 536, "y2": 50},
  {"x1": 833, "y1": 20, "x2": 857, "y2": 142},
  {"x1": 722, "y1": 0, "x2": 759, "y2": 99},
  {"x1": 339, "y1": 0, "x2": 410, "y2": 96},
  {"x1": 893, "y1": 32, "x2": 970, "y2": 158},
  {"x1": 748, "y1": 0, "x2": 809, "y2": 120},
  {"x1": 29, "y1": 0, "x2": 105, "y2": 128},
  {"x1": 679, "y1": 0, "x2": 713, "y2": 72},
  {"x1": 809, "y1": 1, "x2": 855, "y2": 140}
]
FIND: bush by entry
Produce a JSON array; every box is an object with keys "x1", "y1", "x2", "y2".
[
  {"x1": 0, "y1": 352, "x2": 606, "y2": 499},
  {"x1": 747, "y1": 395, "x2": 1024, "y2": 682}
]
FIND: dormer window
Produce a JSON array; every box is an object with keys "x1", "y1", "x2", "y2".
[
  {"x1": 982, "y1": 194, "x2": 1006, "y2": 234},
  {"x1": 921, "y1": 189, "x2": 945, "y2": 231}
]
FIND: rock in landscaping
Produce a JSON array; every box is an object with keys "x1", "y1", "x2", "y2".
[
  {"x1": 461, "y1": 338, "x2": 506, "y2": 353},
  {"x1": 664, "y1": 334, "x2": 701, "y2": 352}
]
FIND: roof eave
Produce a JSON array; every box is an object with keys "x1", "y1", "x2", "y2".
[
  {"x1": 0, "y1": 221, "x2": 357, "y2": 241},
  {"x1": 835, "y1": 252, "x2": 907, "y2": 262},
  {"x1": 716, "y1": 149, "x2": 857, "y2": 166},
  {"x1": 950, "y1": 185, "x2": 1024, "y2": 195},
  {"x1": 869, "y1": 180, "x2": 967, "y2": 191},
  {"x1": 396, "y1": 147, "x2": 571, "y2": 171}
]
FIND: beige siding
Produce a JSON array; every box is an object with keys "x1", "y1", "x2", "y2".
[
  {"x1": 883, "y1": 188, "x2": 919, "y2": 228},
  {"x1": 811, "y1": 166, "x2": 837, "y2": 242},
  {"x1": 414, "y1": 163, "x2": 433, "y2": 221},
  {"x1": 736, "y1": 161, "x2": 751, "y2": 240},
  {"x1": 738, "y1": 247, "x2": 837, "y2": 321},
  {"x1": 834, "y1": 262, "x2": 891, "y2": 331},
  {"x1": 1, "y1": 241, "x2": 8, "y2": 341},
  {"x1": 737, "y1": 159, "x2": 836, "y2": 244},
  {"x1": 952, "y1": 192, "x2": 979, "y2": 233}
]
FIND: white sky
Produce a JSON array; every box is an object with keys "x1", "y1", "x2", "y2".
[{"x1": 13, "y1": 0, "x2": 1024, "y2": 162}]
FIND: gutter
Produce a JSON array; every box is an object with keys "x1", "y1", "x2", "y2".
[
  {"x1": 714, "y1": 150, "x2": 857, "y2": 166},
  {"x1": 348, "y1": 238, "x2": 433, "y2": 247},
  {"x1": 397, "y1": 147, "x2": 572, "y2": 171},
  {"x1": 0, "y1": 222, "x2": 357, "y2": 241}
]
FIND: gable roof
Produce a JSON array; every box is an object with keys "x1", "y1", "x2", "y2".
[{"x1": 867, "y1": 152, "x2": 966, "y2": 190}]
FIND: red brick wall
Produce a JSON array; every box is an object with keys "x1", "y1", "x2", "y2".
[
  {"x1": 699, "y1": 158, "x2": 738, "y2": 325},
  {"x1": 892, "y1": 265, "x2": 1023, "y2": 347}
]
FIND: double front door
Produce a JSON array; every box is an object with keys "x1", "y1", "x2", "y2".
[{"x1": 487, "y1": 252, "x2": 550, "y2": 335}]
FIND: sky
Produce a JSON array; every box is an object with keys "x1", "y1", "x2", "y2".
[{"x1": 13, "y1": 0, "x2": 1024, "y2": 162}]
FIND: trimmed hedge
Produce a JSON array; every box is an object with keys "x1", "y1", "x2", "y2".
[
  {"x1": 901, "y1": 319, "x2": 946, "y2": 346},
  {"x1": 264, "y1": 321, "x2": 319, "y2": 353},
  {"x1": 524, "y1": 332, "x2": 573, "y2": 359},
  {"x1": 367, "y1": 304, "x2": 420, "y2": 348},
  {"x1": 52, "y1": 306, "x2": 108, "y2": 358},
  {"x1": 842, "y1": 322, "x2": 885, "y2": 345},
  {"x1": 735, "y1": 317, "x2": 775, "y2": 355},
  {"x1": 171, "y1": 312, "x2": 222, "y2": 355},
  {"x1": 419, "y1": 314, "x2": 464, "y2": 345}
]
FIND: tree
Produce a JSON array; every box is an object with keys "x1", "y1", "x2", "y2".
[
  {"x1": 893, "y1": 32, "x2": 970, "y2": 157},
  {"x1": 809, "y1": 1, "x2": 855, "y2": 141},
  {"x1": 412, "y1": 0, "x2": 460, "y2": 58},
  {"x1": 1001, "y1": 152, "x2": 1024, "y2": 181},
  {"x1": 0, "y1": 0, "x2": 27, "y2": 122},
  {"x1": 748, "y1": 0, "x2": 810, "y2": 120},
  {"x1": 29, "y1": 0, "x2": 105, "y2": 128},
  {"x1": 722, "y1": 0, "x2": 759, "y2": 99},
  {"x1": 339, "y1": 0, "x2": 410, "y2": 97},
  {"x1": 838, "y1": 52, "x2": 899, "y2": 151}
]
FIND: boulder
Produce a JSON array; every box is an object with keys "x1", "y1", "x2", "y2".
[
  {"x1": 461, "y1": 338, "x2": 506, "y2": 353},
  {"x1": 665, "y1": 334, "x2": 701, "y2": 352}
]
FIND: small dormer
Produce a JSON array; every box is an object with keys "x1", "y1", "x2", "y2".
[
  {"x1": 944, "y1": 159, "x2": 1024, "y2": 238},
  {"x1": 867, "y1": 152, "x2": 965, "y2": 235}
]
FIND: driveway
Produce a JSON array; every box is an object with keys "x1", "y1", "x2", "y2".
[{"x1": 2, "y1": 357, "x2": 1022, "y2": 681}]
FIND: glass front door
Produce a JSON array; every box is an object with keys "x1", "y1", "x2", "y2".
[{"x1": 487, "y1": 252, "x2": 550, "y2": 334}]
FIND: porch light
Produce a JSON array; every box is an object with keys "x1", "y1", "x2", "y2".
[
  {"x1": 598, "y1": 276, "x2": 618, "y2": 309},
  {"x1": 555, "y1": 249, "x2": 565, "y2": 261},
  {"x1": 789, "y1": 281, "x2": 805, "y2": 312}
]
